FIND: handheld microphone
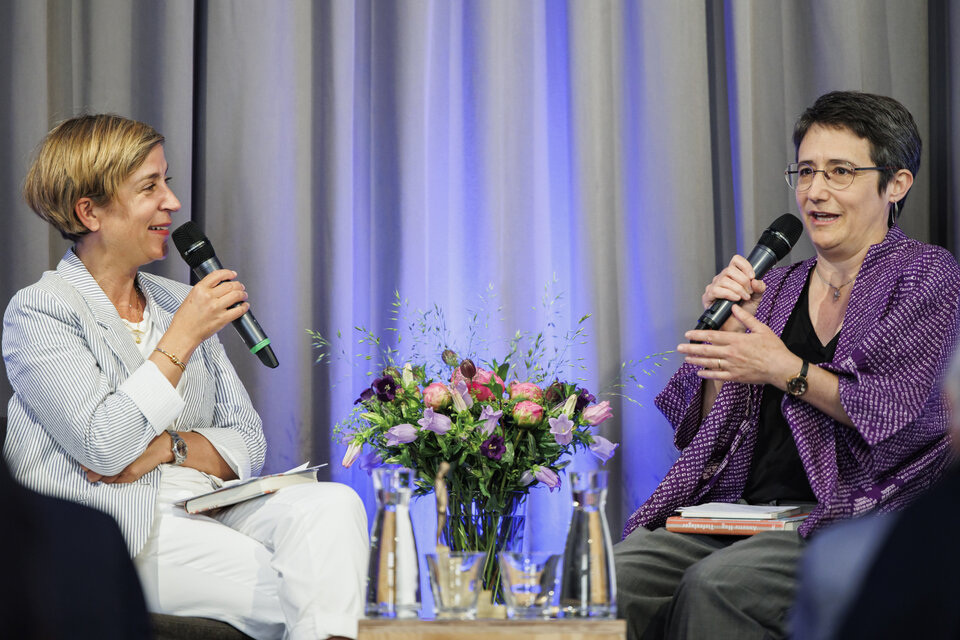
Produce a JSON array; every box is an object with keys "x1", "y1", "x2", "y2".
[
  {"x1": 171, "y1": 221, "x2": 279, "y2": 368},
  {"x1": 694, "y1": 214, "x2": 804, "y2": 332}
]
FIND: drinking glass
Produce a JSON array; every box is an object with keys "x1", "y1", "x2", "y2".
[
  {"x1": 426, "y1": 551, "x2": 487, "y2": 619},
  {"x1": 498, "y1": 551, "x2": 561, "y2": 618}
]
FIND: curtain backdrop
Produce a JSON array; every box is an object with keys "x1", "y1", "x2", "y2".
[{"x1": 2, "y1": 0, "x2": 958, "y2": 590}]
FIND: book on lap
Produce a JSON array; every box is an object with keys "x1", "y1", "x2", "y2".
[
  {"x1": 668, "y1": 502, "x2": 811, "y2": 536},
  {"x1": 677, "y1": 502, "x2": 804, "y2": 520},
  {"x1": 177, "y1": 463, "x2": 327, "y2": 514},
  {"x1": 666, "y1": 514, "x2": 809, "y2": 535}
]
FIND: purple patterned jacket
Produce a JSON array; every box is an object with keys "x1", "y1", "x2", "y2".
[{"x1": 623, "y1": 226, "x2": 960, "y2": 539}]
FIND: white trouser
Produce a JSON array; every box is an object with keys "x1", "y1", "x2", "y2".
[{"x1": 134, "y1": 466, "x2": 369, "y2": 640}]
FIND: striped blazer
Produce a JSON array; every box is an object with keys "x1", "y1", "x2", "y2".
[{"x1": 2, "y1": 249, "x2": 267, "y2": 556}]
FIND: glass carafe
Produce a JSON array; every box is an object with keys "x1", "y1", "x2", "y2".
[
  {"x1": 365, "y1": 467, "x2": 420, "y2": 618},
  {"x1": 559, "y1": 470, "x2": 617, "y2": 618}
]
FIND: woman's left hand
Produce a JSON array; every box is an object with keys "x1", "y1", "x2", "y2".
[
  {"x1": 678, "y1": 304, "x2": 799, "y2": 389},
  {"x1": 81, "y1": 434, "x2": 170, "y2": 484}
]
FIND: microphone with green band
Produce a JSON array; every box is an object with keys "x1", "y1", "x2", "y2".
[{"x1": 172, "y1": 221, "x2": 279, "y2": 368}]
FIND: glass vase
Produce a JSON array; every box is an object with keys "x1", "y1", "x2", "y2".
[
  {"x1": 366, "y1": 467, "x2": 420, "y2": 618},
  {"x1": 440, "y1": 493, "x2": 526, "y2": 605},
  {"x1": 559, "y1": 470, "x2": 617, "y2": 618}
]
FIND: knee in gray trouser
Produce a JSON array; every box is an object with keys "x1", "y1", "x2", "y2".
[{"x1": 672, "y1": 556, "x2": 733, "y2": 615}]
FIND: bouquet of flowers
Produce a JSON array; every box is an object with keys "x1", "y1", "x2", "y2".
[
  {"x1": 310, "y1": 288, "x2": 663, "y2": 602},
  {"x1": 340, "y1": 350, "x2": 618, "y2": 505},
  {"x1": 338, "y1": 351, "x2": 617, "y2": 603}
]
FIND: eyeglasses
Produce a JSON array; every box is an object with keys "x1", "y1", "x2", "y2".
[{"x1": 784, "y1": 160, "x2": 892, "y2": 192}]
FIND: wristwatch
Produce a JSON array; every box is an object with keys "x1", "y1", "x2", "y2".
[
  {"x1": 786, "y1": 360, "x2": 809, "y2": 397},
  {"x1": 168, "y1": 430, "x2": 188, "y2": 466}
]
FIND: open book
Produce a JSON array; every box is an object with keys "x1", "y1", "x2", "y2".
[{"x1": 177, "y1": 464, "x2": 326, "y2": 514}]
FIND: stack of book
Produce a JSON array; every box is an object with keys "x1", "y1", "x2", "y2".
[{"x1": 666, "y1": 502, "x2": 811, "y2": 535}]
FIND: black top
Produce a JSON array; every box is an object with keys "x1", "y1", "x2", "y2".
[{"x1": 741, "y1": 272, "x2": 839, "y2": 504}]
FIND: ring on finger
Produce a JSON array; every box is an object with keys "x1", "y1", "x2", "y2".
[{"x1": 717, "y1": 359, "x2": 723, "y2": 371}]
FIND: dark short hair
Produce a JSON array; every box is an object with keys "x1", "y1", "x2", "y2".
[{"x1": 793, "y1": 91, "x2": 921, "y2": 214}]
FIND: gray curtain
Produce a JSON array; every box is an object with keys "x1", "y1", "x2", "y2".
[{"x1": 1, "y1": 0, "x2": 958, "y2": 561}]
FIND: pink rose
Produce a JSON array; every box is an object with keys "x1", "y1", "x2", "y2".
[
  {"x1": 582, "y1": 401, "x2": 613, "y2": 426},
  {"x1": 469, "y1": 381, "x2": 495, "y2": 402},
  {"x1": 452, "y1": 367, "x2": 504, "y2": 389},
  {"x1": 423, "y1": 382, "x2": 453, "y2": 410},
  {"x1": 509, "y1": 382, "x2": 543, "y2": 402},
  {"x1": 513, "y1": 400, "x2": 544, "y2": 428}
]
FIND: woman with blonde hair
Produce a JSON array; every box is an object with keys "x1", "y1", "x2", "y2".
[{"x1": 4, "y1": 114, "x2": 367, "y2": 640}]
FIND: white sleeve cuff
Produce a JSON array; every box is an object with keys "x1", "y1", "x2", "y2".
[
  {"x1": 118, "y1": 360, "x2": 185, "y2": 435},
  {"x1": 192, "y1": 428, "x2": 249, "y2": 480}
]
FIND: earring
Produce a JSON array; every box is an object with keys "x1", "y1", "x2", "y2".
[{"x1": 888, "y1": 200, "x2": 901, "y2": 227}]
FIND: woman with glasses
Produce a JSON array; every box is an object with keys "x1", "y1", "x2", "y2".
[{"x1": 615, "y1": 91, "x2": 960, "y2": 639}]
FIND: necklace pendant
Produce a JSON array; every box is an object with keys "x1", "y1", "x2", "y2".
[{"x1": 833, "y1": 288, "x2": 841, "y2": 301}]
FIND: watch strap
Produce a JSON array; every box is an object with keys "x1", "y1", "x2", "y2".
[{"x1": 786, "y1": 359, "x2": 809, "y2": 397}]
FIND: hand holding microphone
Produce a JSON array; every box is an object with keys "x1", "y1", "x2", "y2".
[
  {"x1": 172, "y1": 221, "x2": 279, "y2": 368},
  {"x1": 694, "y1": 214, "x2": 804, "y2": 334},
  {"x1": 681, "y1": 214, "x2": 804, "y2": 386}
]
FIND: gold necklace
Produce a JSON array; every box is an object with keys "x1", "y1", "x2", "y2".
[
  {"x1": 99, "y1": 278, "x2": 146, "y2": 342},
  {"x1": 122, "y1": 317, "x2": 147, "y2": 344},
  {"x1": 814, "y1": 266, "x2": 856, "y2": 301}
]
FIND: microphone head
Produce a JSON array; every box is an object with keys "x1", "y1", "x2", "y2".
[
  {"x1": 759, "y1": 214, "x2": 804, "y2": 260},
  {"x1": 172, "y1": 221, "x2": 215, "y2": 268}
]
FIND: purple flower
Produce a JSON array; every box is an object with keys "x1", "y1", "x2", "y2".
[
  {"x1": 519, "y1": 470, "x2": 536, "y2": 486},
  {"x1": 575, "y1": 388, "x2": 596, "y2": 414},
  {"x1": 534, "y1": 466, "x2": 560, "y2": 492},
  {"x1": 359, "y1": 450, "x2": 383, "y2": 474},
  {"x1": 386, "y1": 423, "x2": 418, "y2": 446},
  {"x1": 418, "y1": 408, "x2": 452, "y2": 435},
  {"x1": 549, "y1": 414, "x2": 574, "y2": 445},
  {"x1": 452, "y1": 380, "x2": 474, "y2": 411},
  {"x1": 373, "y1": 375, "x2": 399, "y2": 402},
  {"x1": 341, "y1": 443, "x2": 363, "y2": 468},
  {"x1": 589, "y1": 436, "x2": 619, "y2": 463},
  {"x1": 480, "y1": 435, "x2": 506, "y2": 460},
  {"x1": 478, "y1": 405, "x2": 503, "y2": 436},
  {"x1": 353, "y1": 388, "x2": 374, "y2": 405}
]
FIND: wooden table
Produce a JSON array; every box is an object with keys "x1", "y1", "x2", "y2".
[{"x1": 358, "y1": 619, "x2": 626, "y2": 640}]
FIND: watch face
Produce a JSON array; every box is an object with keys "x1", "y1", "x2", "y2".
[
  {"x1": 787, "y1": 376, "x2": 808, "y2": 396},
  {"x1": 172, "y1": 434, "x2": 187, "y2": 463}
]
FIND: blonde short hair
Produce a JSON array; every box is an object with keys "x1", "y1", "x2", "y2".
[{"x1": 23, "y1": 114, "x2": 164, "y2": 241}]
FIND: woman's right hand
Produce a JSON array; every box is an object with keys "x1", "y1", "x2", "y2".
[
  {"x1": 163, "y1": 269, "x2": 250, "y2": 356},
  {"x1": 702, "y1": 255, "x2": 766, "y2": 333}
]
